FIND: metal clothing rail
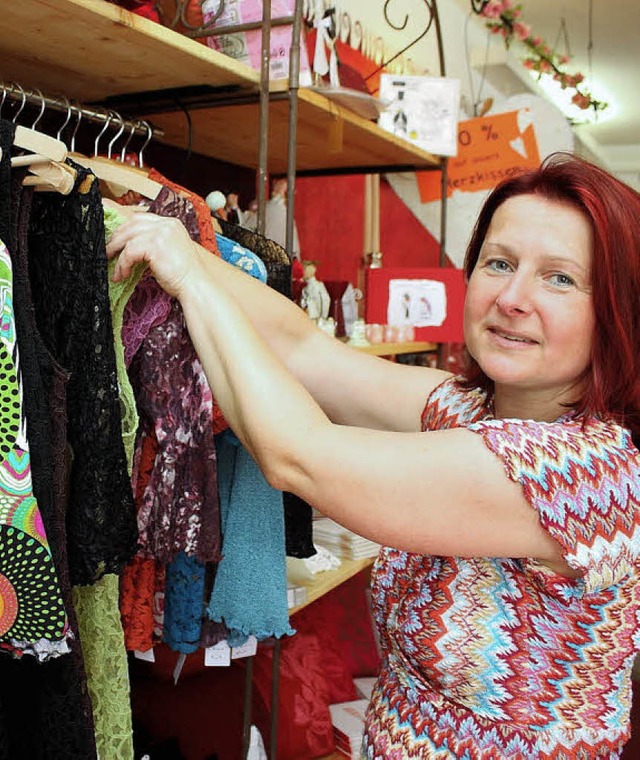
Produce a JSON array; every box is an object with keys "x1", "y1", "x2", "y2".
[{"x1": 0, "y1": 81, "x2": 163, "y2": 141}]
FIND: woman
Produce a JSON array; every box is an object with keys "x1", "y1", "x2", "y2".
[{"x1": 107, "y1": 154, "x2": 640, "y2": 758}]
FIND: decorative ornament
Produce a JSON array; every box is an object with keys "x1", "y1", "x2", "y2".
[{"x1": 471, "y1": 0, "x2": 607, "y2": 117}]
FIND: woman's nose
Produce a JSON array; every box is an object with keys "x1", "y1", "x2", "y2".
[{"x1": 495, "y1": 274, "x2": 532, "y2": 316}]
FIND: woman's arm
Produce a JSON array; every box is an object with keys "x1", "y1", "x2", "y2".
[
  {"x1": 108, "y1": 212, "x2": 449, "y2": 432},
  {"x1": 106, "y1": 214, "x2": 567, "y2": 569}
]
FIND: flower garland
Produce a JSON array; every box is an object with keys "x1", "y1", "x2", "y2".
[{"x1": 471, "y1": 0, "x2": 607, "y2": 116}]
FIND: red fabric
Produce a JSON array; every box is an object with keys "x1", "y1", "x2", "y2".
[
  {"x1": 253, "y1": 635, "x2": 335, "y2": 760},
  {"x1": 292, "y1": 568, "x2": 379, "y2": 704},
  {"x1": 120, "y1": 429, "x2": 165, "y2": 651}
]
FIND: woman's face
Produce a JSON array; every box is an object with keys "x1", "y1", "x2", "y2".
[{"x1": 464, "y1": 194, "x2": 595, "y2": 410}]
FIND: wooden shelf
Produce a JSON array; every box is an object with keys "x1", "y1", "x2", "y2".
[
  {"x1": 1, "y1": 0, "x2": 443, "y2": 174},
  {"x1": 288, "y1": 556, "x2": 375, "y2": 617},
  {"x1": 0, "y1": 0, "x2": 258, "y2": 101},
  {"x1": 148, "y1": 87, "x2": 442, "y2": 174},
  {"x1": 352, "y1": 340, "x2": 438, "y2": 356}
]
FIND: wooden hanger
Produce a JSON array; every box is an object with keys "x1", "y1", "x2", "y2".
[
  {"x1": 2, "y1": 86, "x2": 74, "y2": 193},
  {"x1": 71, "y1": 113, "x2": 162, "y2": 201},
  {"x1": 22, "y1": 160, "x2": 76, "y2": 195}
]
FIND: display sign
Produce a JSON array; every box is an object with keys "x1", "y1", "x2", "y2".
[
  {"x1": 417, "y1": 109, "x2": 540, "y2": 202},
  {"x1": 365, "y1": 267, "x2": 466, "y2": 343},
  {"x1": 378, "y1": 74, "x2": 461, "y2": 157}
]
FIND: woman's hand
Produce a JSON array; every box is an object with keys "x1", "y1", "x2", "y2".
[{"x1": 105, "y1": 212, "x2": 205, "y2": 299}]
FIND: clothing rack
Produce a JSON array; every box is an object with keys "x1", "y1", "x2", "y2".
[{"x1": 0, "y1": 81, "x2": 163, "y2": 142}]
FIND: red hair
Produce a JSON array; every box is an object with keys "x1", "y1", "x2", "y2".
[{"x1": 462, "y1": 152, "x2": 640, "y2": 437}]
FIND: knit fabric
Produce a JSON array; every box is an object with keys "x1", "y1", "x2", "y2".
[
  {"x1": 364, "y1": 377, "x2": 640, "y2": 759},
  {"x1": 206, "y1": 430, "x2": 294, "y2": 645}
]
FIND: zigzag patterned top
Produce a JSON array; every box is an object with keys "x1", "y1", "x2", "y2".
[{"x1": 363, "y1": 377, "x2": 640, "y2": 759}]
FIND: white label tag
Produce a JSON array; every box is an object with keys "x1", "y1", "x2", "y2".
[
  {"x1": 134, "y1": 648, "x2": 155, "y2": 663},
  {"x1": 173, "y1": 652, "x2": 187, "y2": 685},
  {"x1": 232, "y1": 635, "x2": 258, "y2": 660},
  {"x1": 205, "y1": 641, "x2": 231, "y2": 667}
]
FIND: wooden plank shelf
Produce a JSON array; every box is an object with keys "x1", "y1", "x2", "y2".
[
  {"x1": 0, "y1": 0, "x2": 443, "y2": 173},
  {"x1": 148, "y1": 87, "x2": 442, "y2": 174},
  {"x1": 288, "y1": 556, "x2": 375, "y2": 617},
  {"x1": 0, "y1": 0, "x2": 258, "y2": 102}
]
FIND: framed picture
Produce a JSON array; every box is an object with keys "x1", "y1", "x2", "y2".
[{"x1": 365, "y1": 267, "x2": 466, "y2": 343}]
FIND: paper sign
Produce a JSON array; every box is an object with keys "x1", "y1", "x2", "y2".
[
  {"x1": 417, "y1": 110, "x2": 540, "y2": 202},
  {"x1": 231, "y1": 635, "x2": 258, "y2": 660},
  {"x1": 205, "y1": 641, "x2": 232, "y2": 667},
  {"x1": 387, "y1": 279, "x2": 446, "y2": 328},
  {"x1": 134, "y1": 648, "x2": 155, "y2": 663},
  {"x1": 378, "y1": 74, "x2": 460, "y2": 156}
]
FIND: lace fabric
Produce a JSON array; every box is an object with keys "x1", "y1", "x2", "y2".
[
  {"x1": 218, "y1": 217, "x2": 292, "y2": 298},
  {"x1": 120, "y1": 186, "x2": 199, "y2": 368},
  {"x1": 121, "y1": 425, "x2": 163, "y2": 652},
  {"x1": 73, "y1": 575, "x2": 134, "y2": 760},
  {"x1": 27, "y1": 164, "x2": 138, "y2": 585},
  {"x1": 2, "y1": 177, "x2": 97, "y2": 759},
  {"x1": 129, "y1": 298, "x2": 221, "y2": 564}
]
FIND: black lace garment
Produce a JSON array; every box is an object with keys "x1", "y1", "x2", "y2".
[
  {"x1": 0, "y1": 130, "x2": 97, "y2": 759},
  {"x1": 28, "y1": 163, "x2": 137, "y2": 585},
  {"x1": 218, "y1": 218, "x2": 292, "y2": 298}
]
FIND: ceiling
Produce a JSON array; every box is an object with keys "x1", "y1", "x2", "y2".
[{"x1": 495, "y1": 0, "x2": 640, "y2": 182}]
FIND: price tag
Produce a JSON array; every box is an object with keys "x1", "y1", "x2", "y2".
[
  {"x1": 134, "y1": 648, "x2": 155, "y2": 663},
  {"x1": 231, "y1": 635, "x2": 258, "y2": 660},
  {"x1": 173, "y1": 652, "x2": 187, "y2": 685},
  {"x1": 205, "y1": 641, "x2": 231, "y2": 667}
]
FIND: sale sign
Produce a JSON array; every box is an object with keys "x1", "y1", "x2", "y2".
[{"x1": 417, "y1": 110, "x2": 540, "y2": 203}]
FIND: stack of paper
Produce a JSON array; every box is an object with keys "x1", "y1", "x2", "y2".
[
  {"x1": 313, "y1": 518, "x2": 380, "y2": 560},
  {"x1": 329, "y1": 699, "x2": 368, "y2": 758}
]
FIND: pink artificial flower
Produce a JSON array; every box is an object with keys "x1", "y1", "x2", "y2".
[
  {"x1": 523, "y1": 58, "x2": 536, "y2": 69},
  {"x1": 481, "y1": 1, "x2": 504, "y2": 19},
  {"x1": 531, "y1": 36, "x2": 543, "y2": 47},
  {"x1": 538, "y1": 59, "x2": 552, "y2": 73},
  {"x1": 559, "y1": 54, "x2": 570, "y2": 64},
  {"x1": 514, "y1": 21, "x2": 531, "y2": 40},
  {"x1": 572, "y1": 92, "x2": 591, "y2": 109},
  {"x1": 572, "y1": 72, "x2": 585, "y2": 84}
]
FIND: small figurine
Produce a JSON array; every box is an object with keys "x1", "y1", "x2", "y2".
[{"x1": 300, "y1": 260, "x2": 330, "y2": 322}]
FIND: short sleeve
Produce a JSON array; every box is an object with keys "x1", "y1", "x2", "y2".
[{"x1": 466, "y1": 416, "x2": 640, "y2": 594}]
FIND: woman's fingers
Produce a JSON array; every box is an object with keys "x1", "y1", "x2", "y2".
[{"x1": 106, "y1": 213, "x2": 203, "y2": 298}]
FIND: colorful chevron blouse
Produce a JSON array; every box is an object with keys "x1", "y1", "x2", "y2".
[{"x1": 363, "y1": 377, "x2": 640, "y2": 759}]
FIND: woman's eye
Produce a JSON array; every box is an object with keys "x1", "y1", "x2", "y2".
[
  {"x1": 486, "y1": 259, "x2": 511, "y2": 273},
  {"x1": 548, "y1": 273, "x2": 575, "y2": 287}
]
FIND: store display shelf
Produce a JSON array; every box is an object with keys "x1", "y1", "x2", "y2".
[
  {"x1": 353, "y1": 341, "x2": 438, "y2": 356},
  {"x1": 0, "y1": 0, "x2": 258, "y2": 102},
  {"x1": 1, "y1": 0, "x2": 442, "y2": 174},
  {"x1": 288, "y1": 556, "x2": 375, "y2": 617},
  {"x1": 146, "y1": 86, "x2": 442, "y2": 174}
]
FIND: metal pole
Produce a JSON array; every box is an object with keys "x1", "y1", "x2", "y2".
[
  {"x1": 269, "y1": 638, "x2": 282, "y2": 759},
  {"x1": 284, "y1": 0, "x2": 303, "y2": 261},
  {"x1": 256, "y1": 0, "x2": 272, "y2": 237},
  {"x1": 241, "y1": 656, "x2": 255, "y2": 759}
]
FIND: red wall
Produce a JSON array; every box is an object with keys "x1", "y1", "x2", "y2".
[{"x1": 293, "y1": 174, "x2": 441, "y2": 287}]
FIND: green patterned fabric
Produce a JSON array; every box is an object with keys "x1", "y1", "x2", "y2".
[
  {"x1": 104, "y1": 206, "x2": 145, "y2": 474},
  {"x1": 73, "y1": 574, "x2": 134, "y2": 760}
]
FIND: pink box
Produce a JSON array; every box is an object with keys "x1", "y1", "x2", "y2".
[{"x1": 203, "y1": 0, "x2": 312, "y2": 84}]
